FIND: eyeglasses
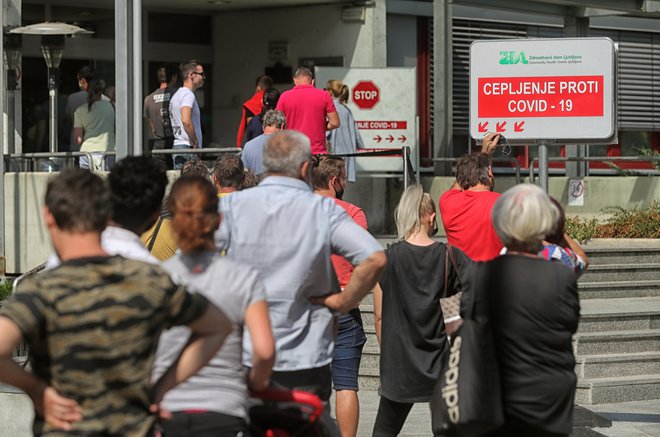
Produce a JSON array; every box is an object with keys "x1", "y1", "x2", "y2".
[{"x1": 192, "y1": 72, "x2": 206, "y2": 79}]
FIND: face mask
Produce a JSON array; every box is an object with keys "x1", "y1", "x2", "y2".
[
  {"x1": 334, "y1": 179, "x2": 345, "y2": 200},
  {"x1": 430, "y1": 217, "x2": 439, "y2": 237}
]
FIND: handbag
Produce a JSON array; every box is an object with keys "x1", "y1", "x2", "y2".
[{"x1": 430, "y1": 264, "x2": 504, "y2": 437}]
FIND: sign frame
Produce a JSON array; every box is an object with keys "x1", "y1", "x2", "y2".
[{"x1": 469, "y1": 37, "x2": 617, "y2": 145}]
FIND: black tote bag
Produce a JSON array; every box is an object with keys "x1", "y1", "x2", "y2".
[{"x1": 430, "y1": 264, "x2": 504, "y2": 437}]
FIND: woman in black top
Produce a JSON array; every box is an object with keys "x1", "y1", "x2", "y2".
[
  {"x1": 372, "y1": 185, "x2": 471, "y2": 436},
  {"x1": 472, "y1": 184, "x2": 580, "y2": 437}
]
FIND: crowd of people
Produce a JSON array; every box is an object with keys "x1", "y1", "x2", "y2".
[{"x1": 0, "y1": 65, "x2": 590, "y2": 437}]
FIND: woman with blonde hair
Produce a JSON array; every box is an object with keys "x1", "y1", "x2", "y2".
[
  {"x1": 152, "y1": 175, "x2": 275, "y2": 436},
  {"x1": 372, "y1": 185, "x2": 472, "y2": 436},
  {"x1": 325, "y1": 79, "x2": 365, "y2": 182}
]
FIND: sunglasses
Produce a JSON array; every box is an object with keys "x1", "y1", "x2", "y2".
[{"x1": 192, "y1": 72, "x2": 206, "y2": 79}]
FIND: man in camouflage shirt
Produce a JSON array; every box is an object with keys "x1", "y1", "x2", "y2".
[{"x1": 0, "y1": 169, "x2": 232, "y2": 436}]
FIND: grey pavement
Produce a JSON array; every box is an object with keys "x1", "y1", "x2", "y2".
[{"x1": 332, "y1": 390, "x2": 660, "y2": 436}]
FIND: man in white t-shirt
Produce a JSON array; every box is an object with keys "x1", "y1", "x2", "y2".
[{"x1": 170, "y1": 60, "x2": 205, "y2": 170}]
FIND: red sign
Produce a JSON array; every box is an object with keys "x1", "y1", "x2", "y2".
[
  {"x1": 356, "y1": 120, "x2": 407, "y2": 129},
  {"x1": 352, "y1": 81, "x2": 380, "y2": 110},
  {"x1": 478, "y1": 75, "x2": 604, "y2": 118}
]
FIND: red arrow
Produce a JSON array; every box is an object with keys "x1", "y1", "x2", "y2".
[
  {"x1": 496, "y1": 121, "x2": 507, "y2": 132},
  {"x1": 478, "y1": 122, "x2": 489, "y2": 133},
  {"x1": 514, "y1": 121, "x2": 525, "y2": 132},
  {"x1": 398, "y1": 135, "x2": 407, "y2": 142},
  {"x1": 386, "y1": 135, "x2": 394, "y2": 143},
  {"x1": 373, "y1": 135, "x2": 382, "y2": 143}
]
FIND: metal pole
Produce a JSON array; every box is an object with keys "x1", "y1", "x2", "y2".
[
  {"x1": 48, "y1": 67, "x2": 58, "y2": 153},
  {"x1": 0, "y1": 28, "x2": 5, "y2": 266},
  {"x1": 115, "y1": 0, "x2": 130, "y2": 160},
  {"x1": 132, "y1": 0, "x2": 142, "y2": 156},
  {"x1": 403, "y1": 146, "x2": 410, "y2": 190},
  {"x1": 538, "y1": 143, "x2": 549, "y2": 193}
]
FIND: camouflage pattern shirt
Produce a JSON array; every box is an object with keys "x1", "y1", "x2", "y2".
[{"x1": 0, "y1": 255, "x2": 209, "y2": 436}]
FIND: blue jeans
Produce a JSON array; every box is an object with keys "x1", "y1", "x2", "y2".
[
  {"x1": 331, "y1": 313, "x2": 366, "y2": 391},
  {"x1": 172, "y1": 143, "x2": 197, "y2": 170}
]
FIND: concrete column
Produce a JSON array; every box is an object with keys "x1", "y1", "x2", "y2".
[
  {"x1": 564, "y1": 14, "x2": 589, "y2": 178},
  {"x1": 370, "y1": 0, "x2": 387, "y2": 67},
  {"x1": 115, "y1": 0, "x2": 142, "y2": 159},
  {"x1": 433, "y1": 0, "x2": 453, "y2": 175}
]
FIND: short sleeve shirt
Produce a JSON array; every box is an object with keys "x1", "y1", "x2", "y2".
[
  {"x1": 0, "y1": 256, "x2": 208, "y2": 436},
  {"x1": 73, "y1": 100, "x2": 116, "y2": 153},
  {"x1": 170, "y1": 87, "x2": 202, "y2": 147},
  {"x1": 216, "y1": 176, "x2": 383, "y2": 371},
  {"x1": 331, "y1": 198, "x2": 368, "y2": 288},
  {"x1": 153, "y1": 251, "x2": 266, "y2": 419},
  {"x1": 439, "y1": 189, "x2": 502, "y2": 261},
  {"x1": 143, "y1": 88, "x2": 173, "y2": 140},
  {"x1": 276, "y1": 84, "x2": 336, "y2": 154}
]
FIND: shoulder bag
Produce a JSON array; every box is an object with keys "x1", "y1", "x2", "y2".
[{"x1": 430, "y1": 262, "x2": 504, "y2": 436}]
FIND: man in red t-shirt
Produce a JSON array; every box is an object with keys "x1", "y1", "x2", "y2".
[
  {"x1": 311, "y1": 155, "x2": 367, "y2": 437},
  {"x1": 440, "y1": 134, "x2": 503, "y2": 261},
  {"x1": 276, "y1": 67, "x2": 339, "y2": 154}
]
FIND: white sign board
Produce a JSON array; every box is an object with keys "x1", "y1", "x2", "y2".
[
  {"x1": 469, "y1": 38, "x2": 616, "y2": 143},
  {"x1": 315, "y1": 67, "x2": 417, "y2": 172}
]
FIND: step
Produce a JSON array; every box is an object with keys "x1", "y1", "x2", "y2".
[
  {"x1": 576, "y1": 352, "x2": 660, "y2": 379},
  {"x1": 583, "y1": 245, "x2": 660, "y2": 265},
  {"x1": 575, "y1": 375, "x2": 660, "y2": 404},
  {"x1": 579, "y1": 264, "x2": 660, "y2": 283},
  {"x1": 360, "y1": 346, "x2": 381, "y2": 371},
  {"x1": 579, "y1": 280, "x2": 660, "y2": 299},
  {"x1": 574, "y1": 330, "x2": 660, "y2": 356},
  {"x1": 577, "y1": 297, "x2": 660, "y2": 333}
]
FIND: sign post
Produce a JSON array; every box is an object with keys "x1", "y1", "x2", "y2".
[{"x1": 469, "y1": 38, "x2": 616, "y2": 191}]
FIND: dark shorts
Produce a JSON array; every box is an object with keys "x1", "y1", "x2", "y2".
[
  {"x1": 331, "y1": 314, "x2": 366, "y2": 391},
  {"x1": 159, "y1": 411, "x2": 248, "y2": 437}
]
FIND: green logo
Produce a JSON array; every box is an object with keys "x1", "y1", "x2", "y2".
[{"x1": 499, "y1": 51, "x2": 528, "y2": 65}]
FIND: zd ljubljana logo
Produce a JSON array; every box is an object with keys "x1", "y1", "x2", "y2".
[{"x1": 499, "y1": 51, "x2": 528, "y2": 65}]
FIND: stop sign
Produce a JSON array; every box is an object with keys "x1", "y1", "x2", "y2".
[{"x1": 352, "y1": 81, "x2": 380, "y2": 110}]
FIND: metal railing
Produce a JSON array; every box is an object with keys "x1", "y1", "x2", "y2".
[
  {"x1": 432, "y1": 157, "x2": 523, "y2": 184},
  {"x1": 7, "y1": 152, "x2": 95, "y2": 172},
  {"x1": 99, "y1": 147, "x2": 242, "y2": 171},
  {"x1": 8, "y1": 261, "x2": 46, "y2": 368},
  {"x1": 529, "y1": 155, "x2": 660, "y2": 184}
]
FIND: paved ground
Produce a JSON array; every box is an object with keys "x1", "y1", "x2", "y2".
[{"x1": 331, "y1": 390, "x2": 660, "y2": 436}]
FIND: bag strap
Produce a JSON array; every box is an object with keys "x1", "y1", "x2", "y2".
[
  {"x1": 443, "y1": 245, "x2": 450, "y2": 298},
  {"x1": 146, "y1": 217, "x2": 164, "y2": 253}
]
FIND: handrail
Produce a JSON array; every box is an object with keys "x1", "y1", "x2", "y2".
[
  {"x1": 7, "y1": 152, "x2": 94, "y2": 172},
  {"x1": 99, "y1": 148, "x2": 242, "y2": 171},
  {"x1": 529, "y1": 155, "x2": 660, "y2": 184},
  {"x1": 432, "y1": 157, "x2": 522, "y2": 184},
  {"x1": 10, "y1": 261, "x2": 46, "y2": 368}
]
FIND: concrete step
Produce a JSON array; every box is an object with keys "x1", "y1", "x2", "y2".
[
  {"x1": 579, "y1": 280, "x2": 660, "y2": 299},
  {"x1": 578, "y1": 297, "x2": 660, "y2": 333},
  {"x1": 573, "y1": 329, "x2": 660, "y2": 356},
  {"x1": 583, "y1": 245, "x2": 660, "y2": 266},
  {"x1": 578, "y1": 264, "x2": 660, "y2": 283},
  {"x1": 575, "y1": 375, "x2": 660, "y2": 404},
  {"x1": 576, "y1": 352, "x2": 660, "y2": 379},
  {"x1": 361, "y1": 346, "x2": 381, "y2": 371}
]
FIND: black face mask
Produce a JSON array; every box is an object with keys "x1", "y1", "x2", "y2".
[
  {"x1": 430, "y1": 216, "x2": 439, "y2": 237},
  {"x1": 334, "y1": 180, "x2": 345, "y2": 200}
]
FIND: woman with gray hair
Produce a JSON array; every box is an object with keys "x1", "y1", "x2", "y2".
[
  {"x1": 469, "y1": 183, "x2": 580, "y2": 437},
  {"x1": 372, "y1": 185, "x2": 472, "y2": 436}
]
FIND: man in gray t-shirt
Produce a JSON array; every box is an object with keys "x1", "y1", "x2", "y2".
[{"x1": 144, "y1": 66, "x2": 177, "y2": 169}]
